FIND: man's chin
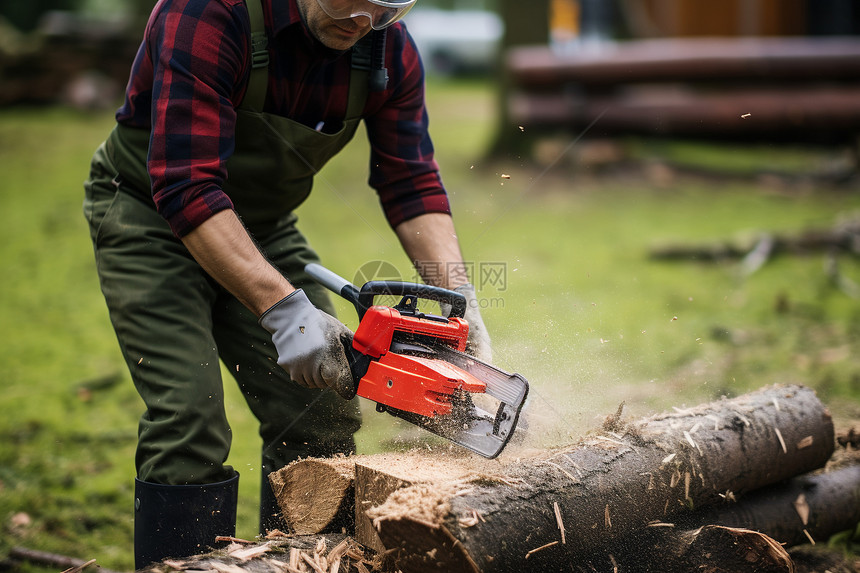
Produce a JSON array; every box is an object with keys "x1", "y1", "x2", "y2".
[{"x1": 318, "y1": 23, "x2": 370, "y2": 50}]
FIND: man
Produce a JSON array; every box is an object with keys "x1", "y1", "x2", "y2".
[{"x1": 82, "y1": 0, "x2": 491, "y2": 567}]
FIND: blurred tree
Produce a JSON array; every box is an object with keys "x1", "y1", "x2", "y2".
[
  {"x1": 0, "y1": 0, "x2": 85, "y2": 32},
  {"x1": 489, "y1": 0, "x2": 549, "y2": 156}
]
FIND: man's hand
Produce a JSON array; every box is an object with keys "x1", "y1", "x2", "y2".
[
  {"x1": 445, "y1": 284, "x2": 492, "y2": 363},
  {"x1": 259, "y1": 290, "x2": 356, "y2": 399}
]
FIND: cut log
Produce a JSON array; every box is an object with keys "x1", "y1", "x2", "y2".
[
  {"x1": 367, "y1": 384, "x2": 834, "y2": 572},
  {"x1": 268, "y1": 452, "x2": 494, "y2": 541},
  {"x1": 268, "y1": 457, "x2": 355, "y2": 535},
  {"x1": 354, "y1": 454, "x2": 496, "y2": 553}
]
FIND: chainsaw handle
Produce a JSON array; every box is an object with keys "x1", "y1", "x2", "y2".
[
  {"x1": 359, "y1": 281, "x2": 466, "y2": 319},
  {"x1": 305, "y1": 263, "x2": 362, "y2": 307},
  {"x1": 304, "y1": 264, "x2": 467, "y2": 319}
]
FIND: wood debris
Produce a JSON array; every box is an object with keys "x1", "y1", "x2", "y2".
[
  {"x1": 793, "y1": 493, "x2": 810, "y2": 526},
  {"x1": 775, "y1": 427, "x2": 788, "y2": 454},
  {"x1": 61, "y1": 558, "x2": 97, "y2": 573},
  {"x1": 553, "y1": 501, "x2": 567, "y2": 544},
  {"x1": 143, "y1": 535, "x2": 379, "y2": 573},
  {"x1": 524, "y1": 541, "x2": 558, "y2": 559},
  {"x1": 796, "y1": 435, "x2": 814, "y2": 450}
]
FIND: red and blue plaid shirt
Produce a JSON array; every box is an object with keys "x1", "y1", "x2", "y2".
[{"x1": 116, "y1": 0, "x2": 449, "y2": 237}]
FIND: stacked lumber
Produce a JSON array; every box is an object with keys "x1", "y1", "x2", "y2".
[{"x1": 504, "y1": 37, "x2": 860, "y2": 144}]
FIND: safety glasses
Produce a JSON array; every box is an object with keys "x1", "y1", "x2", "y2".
[{"x1": 315, "y1": 0, "x2": 417, "y2": 30}]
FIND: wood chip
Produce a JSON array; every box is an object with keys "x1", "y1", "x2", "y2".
[
  {"x1": 540, "y1": 460, "x2": 580, "y2": 483},
  {"x1": 604, "y1": 504, "x2": 612, "y2": 528},
  {"x1": 215, "y1": 536, "x2": 255, "y2": 544},
  {"x1": 684, "y1": 471, "x2": 691, "y2": 501},
  {"x1": 265, "y1": 530, "x2": 291, "y2": 539},
  {"x1": 61, "y1": 558, "x2": 96, "y2": 573},
  {"x1": 553, "y1": 501, "x2": 566, "y2": 544},
  {"x1": 796, "y1": 435, "x2": 814, "y2": 449},
  {"x1": 803, "y1": 528, "x2": 816, "y2": 545},
  {"x1": 229, "y1": 542, "x2": 272, "y2": 562},
  {"x1": 209, "y1": 563, "x2": 248, "y2": 573},
  {"x1": 301, "y1": 552, "x2": 326, "y2": 573},
  {"x1": 775, "y1": 427, "x2": 787, "y2": 453},
  {"x1": 683, "y1": 431, "x2": 696, "y2": 449},
  {"x1": 525, "y1": 541, "x2": 558, "y2": 559},
  {"x1": 458, "y1": 509, "x2": 481, "y2": 528},
  {"x1": 683, "y1": 430, "x2": 703, "y2": 455},
  {"x1": 793, "y1": 493, "x2": 810, "y2": 526}
]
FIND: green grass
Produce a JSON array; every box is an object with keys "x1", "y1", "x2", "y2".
[{"x1": 2, "y1": 78, "x2": 860, "y2": 571}]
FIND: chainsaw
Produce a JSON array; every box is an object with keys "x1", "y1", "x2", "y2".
[{"x1": 305, "y1": 263, "x2": 529, "y2": 459}]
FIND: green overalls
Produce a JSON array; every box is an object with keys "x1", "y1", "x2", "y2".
[{"x1": 82, "y1": 0, "x2": 365, "y2": 496}]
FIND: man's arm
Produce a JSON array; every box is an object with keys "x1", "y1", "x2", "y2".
[
  {"x1": 394, "y1": 212, "x2": 468, "y2": 289},
  {"x1": 180, "y1": 209, "x2": 294, "y2": 317},
  {"x1": 394, "y1": 212, "x2": 493, "y2": 361},
  {"x1": 182, "y1": 209, "x2": 355, "y2": 396}
]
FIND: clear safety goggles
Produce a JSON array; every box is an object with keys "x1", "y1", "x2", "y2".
[{"x1": 316, "y1": 0, "x2": 417, "y2": 30}]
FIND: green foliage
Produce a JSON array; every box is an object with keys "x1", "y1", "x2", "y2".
[
  {"x1": 0, "y1": 0, "x2": 86, "y2": 32},
  {"x1": 2, "y1": 80, "x2": 860, "y2": 571}
]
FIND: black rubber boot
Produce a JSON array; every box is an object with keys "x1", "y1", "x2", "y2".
[{"x1": 134, "y1": 473, "x2": 239, "y2": 570}]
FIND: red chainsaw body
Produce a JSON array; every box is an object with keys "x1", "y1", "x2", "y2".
[{"x1": 352, "y1": 306, "x2": 486, "y2": 417}]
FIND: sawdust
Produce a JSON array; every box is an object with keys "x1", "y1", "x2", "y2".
[{"x1": 365, "y1": 482, "x2": 458, "y2": 529}]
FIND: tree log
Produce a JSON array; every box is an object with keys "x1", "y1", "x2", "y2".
[
  {"x1": 268, "y1": 457, "x2": 355, "y2": 535},
  {"x1": 680, "y1": 463, "x2": 860, "y2": 547},
  {"x1": 647, "y1": 525, "x2": 795, "y2": 573},
  {"x1": 367, "y1": 385, "x2": 834, "y2": 572}
]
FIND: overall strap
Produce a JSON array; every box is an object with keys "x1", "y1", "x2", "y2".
[
  {"x1": 243, "y1": 0, "x2": 269, "y2": 112},
  {"x1": 347, "y1": 34, "x2": 373, "y2": 119}
]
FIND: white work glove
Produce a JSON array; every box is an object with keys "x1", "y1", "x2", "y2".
[
  {"x1": 259, "y1": 289, "x2": 356, "y2": 399},
  {"x1": 443, "y1": 284, "x2": 493, "y2": 363}
]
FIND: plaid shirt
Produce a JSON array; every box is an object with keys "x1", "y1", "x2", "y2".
[{"x1": 116, "y1": 0, "x2": 449, "y2": 237}]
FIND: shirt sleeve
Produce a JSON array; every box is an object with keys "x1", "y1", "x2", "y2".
[
  {"x1": 146, "y1": 0, "x2": 249, "y2": 237},
  {"x1": 364, "y1": 26, "x2": 451, "y2": 228}
]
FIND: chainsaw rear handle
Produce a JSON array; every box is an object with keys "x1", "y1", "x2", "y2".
[{"x1": 304, "y1": 263, "x2": 467, "y2": 319}]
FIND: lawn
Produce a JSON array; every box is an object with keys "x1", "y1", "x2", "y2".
[{"x1": 1, "y1": 77, "x2": 859, "y2": 571}]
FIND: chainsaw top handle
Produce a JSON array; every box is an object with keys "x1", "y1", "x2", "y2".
[
  {"x1": 304, "y1": 263, "x2": 466, "y2": 319},
  {"x1": 358, "y1": 281, "x2": 466, "y2": 319}
]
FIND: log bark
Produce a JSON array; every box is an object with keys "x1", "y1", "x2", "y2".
[
  {"x1": 680, "y1": 463, "x2": 860, "y2": 547},
  {"x1": 644, "y1": 525, "x2": 795, "y2": 573},
  {"x1": 367, "y1": 384, "x2": 834, "y2": 572},
  {"x1": 594, "y1": 464, "x2": 860, "y2": 571}
]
